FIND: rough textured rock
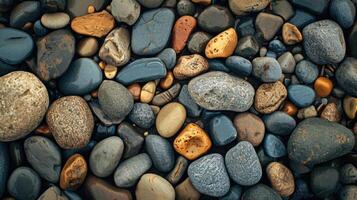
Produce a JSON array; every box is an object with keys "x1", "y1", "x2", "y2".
[
  {"x1": 173, "y1": 54, "x2": 209, "y2": 80},
  {"x1": 241, "y1": 184, "x2": 282, "y2": 200},
  {"x1": 71, "y1": 11, "x2": 115, "y2": 37},
  {"x1": 254, "y1": 81, "x2": 287, "y2": 114}
]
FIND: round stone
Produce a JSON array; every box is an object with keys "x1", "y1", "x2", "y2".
[
  {"x1": 241, "y1": 184, "x2": 282, "y2": 200},
  {"x1": 66, "y1": 0, "x2": 108, "y2": 17},
  {"x1": 129, "y1": 103, "x2": 155, "y2": 129},
  {"x1": 263, "y1": 111, "x2": 296, "y2": 135},
  {"x1": 41, "y1": 12, "x2": 70, "y2": 29},
  {"x1": 156, "y1": 102, "x2": 186, "y2": 138},
  {"x1": 111, "y1": 0, "x2": 140, "y2": 25},
  {"x1": 266, "y1": 162, "x2": 295, "y2": 197},
  {"x1": 295, "y1": 60, "x2": 319, "y2": 84},
  {"x1": 254, "y1": 81, "x2": 287, "y2": 114},
  {"x1": 330, "y1": 0, "x2": 356, "y2": 29},
  {"x1": 7, "y1": 167, "x2": 41, "y2": 200},
  {"x1": 288, "y1": 84, "x2": 316, "y2": 108},
  {"x1": 77, "y1": 37, "x2": 99, "y2": 57},
  {"x1": 336, "y1": 57, "x2": 357, "y2": 97},
  {"x1": 145, "y1": 135, "x2": 175, "y2": 173},
  {"x1": 225, "y1": 56, "x2": 252, "y2": 77},
  {"x1": 177, "y1": 0, "x2": 195, "y2": 16},
  {"x1": 198, "y1": 5, "x2": 234, "y2": 34},
  {"x1": 252, "y1": 57, "x2": 282, "y2": 83},
  {"x1": 263, "y1": 134, "x2": 287, "y2": 158},
  {"x1": 233, "y1": 113, "x2": 265, "y2": 147},
  {"x1": 0, "y1": 71, "x2": 49, "y2": 142}
]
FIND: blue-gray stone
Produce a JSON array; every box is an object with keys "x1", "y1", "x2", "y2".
[
  {"x1": 257, "y1": 147, "x2": 276, "y2": 167},
  {"x1": 268, "y1": 40, "x2": 286, "y2": 56},
  {"x1": 208, "y1": 114, "x2": 237, "y2": 146},
  {"x1": 295, "y1": 60, "x2": 319, "y2": 84},
  {"x1": 235, "y1": 17, "x2": 255, "y2": 37},
  {"x1": 241, "y1": 184, "x2": 282, "y2": 200},
  {"x1": 0, "y1": 142, "x2": 9, "y2": 197},
  {"x1": 252, "y1": 57, "x2": 282, "y2": 83},
  {"x1": 114, "y1": 153, "x2": 152, "y2": 187},
  {"x1": 0, "y1": 28, "x2": 34, "y2": 65},
  {"x1": 93, "y1": 124, "x2": 116, "y2": 141},
  {"x1": 58, "y1": 58, "x2": 103, "y2": 95},
  {"x1": 7, "y1": 167, "x2": 41, "y2": 200},
  {"x1": 291, "y1": 179, "x2": 313, "y2": 200},
  {"x1": 288, "y1": 84, "x2": 315, "y2": 108},
  {"x1": 225, "y1": 141, "x2": 262, "y2": 186},
  {"x1": 117, "y1": 122, "x2": 144, "y2": 159},
  {"x1": 263, "y1": 111, "x2": 296, "y2": 135},
  {"x1": 310, "y1": 166, "x2": 339, "y2": 198},
  {"x1": 145, "y1": 135, "x2": 175, "y2": 173},
  {"x1": 225, "y1": 56, "x2": 252, "y2": 76},
  {"x1": 176, "y1": 0, "x2": 195, "y2": 16},
  {"x1": 137, "y1": 0, "x2": 164, "y2": 8},
  {"x1": 188, "y1": 153, "x2": 230, "y2": 197},
  {"x1": 24, "y1": 136, "x2": 62, "y2": 183},
  {"x1": 339, "y1": 185, "x2": 357, "y2": 200},
  {"x1": 129, "y1": 103, "x2": 155, "y2": 129},
  {"x1": 178, "y1": 85, "x2": 202, "y2": 117},
  {"x1": 157, "y1": 48, "x2": 176, "y2": 69},
  {"x1": 209, "y1": 59, "x2": 230, "y2": 72},
  {"x1": 235, "y1": 35, "x2": 259, "y2": 58},
  {"x1": 336, "y1": 57, "x2": 357, "y2": 97},
  {"x1": 266, "y1": 51, "x2": 277, "y2": 59},
  {"x1": 289, "y1": 9, "x2": 316, "y2": 28},
  {"x1": 291, "y1": 0, "x2": 329, "y2": 15},
  {"x1": 116, "y1": 58, "x2": 167, "y2": 85},
  {"x1": 263, "y1": 134, "x2": 287, "y2": 158},
  {"x1": 40, "y1": 0, "x2": 66, "y2": 12},
  {"x1": 219, "y1": 185, "x2": 242, "y2": 200},
  {"x1": 10, "y1": 1, "x2": 41, "y2": 28},
  {"x1": 64, "y1": 190, "x2": 82, "y2": 200},
  {"x1": 330, "y1": 0, "x2": 356, "y2": 29},
  {"x1": 132, "y1": 8, "x2": 175, "y2": 55},
  {"x1": 33, "y1": 20, "x2": 49, "y2": 36}
]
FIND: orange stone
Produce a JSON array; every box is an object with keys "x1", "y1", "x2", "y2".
[
  {"x1": 173, "y1": 54, "x2": 209, "y2": 80},
  {"x1": 60, "y1": 154, "x2": 88, "y2": 190},
  {"x1": 160, "y1": 71, "x2": 174, "y2": 90},
  {"x1": 87, "y1": 5, "x2": 95, "y2": 13},
  {"x1": 172, "y1": 16, "x2": 197, "y2": 53},
  {"x1": 99, "y1": 61, "x2": 106, "y2": 70},
  {"x1": 282, "y1": 23, "x2": 303, "y2": 45},
  {"x1": 314, "y1": 77, "x2": 333, "y2": 97},
  {"x1": 71, "y1": 10, "x2": 115, "y2": 37},
  {"x1": 282, "y1": 101, "x2": 297, "y2": 116},
  {"x1": 192, "y1": 0, "x2": 211, "y2": 5},
  {"x1": 205, "y1": 28, "x2": 238, "y2": 59},
  {"x1": 128, "y1": 83, "x2": 141, "y2": 101},
  {"x1": 174, "y1": 123, "x2": 212, "y2": 160}
]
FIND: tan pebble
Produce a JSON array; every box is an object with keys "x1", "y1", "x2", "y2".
[
  {"x1": 282, "y1": 23, "x2": 303, "y2": 45},
  {"x1": 229, "y1": 0, "x2": 270, "y2": 15},
  {"x1": 254, "y1": 81, "x2": 287, "y2": 114},
  {"x1": 104, "y1": 65, "x2": 118, "y2": 79},
  {"x1": 98, "y1": 61, "x2": 106, "y2": 70},
  {"x1": 233, "y1": 113, "x2": 265, "y2": 146},
  {"x1": 175, "y1": 178, "x2": 201, "y2": 200},
  {"x1": 60, "y1": 154, "x2": 87, "y2": 190},
  {"x1": 205, "y1": 28, "x2": 238, "y2": 59},
  {"x1": 172, "y1": 16, "x2": 197, "y2": 53},
  {"x1": 174, "y1": 123, "x2": 212, "y2": 160},
  {"x1": 297, "y1": 105, "x2": 317, "y2": 119},
  {"x1": 173, "y1": 54, "x2": 209, "y2": 80},
  {"x1": 77, "y1": 37, "x2": 99, "y2": 57},
  {"x1": 160, "y1": 71, "x2": 174, "y2": 90},
  {"x1": 150, "y1": 105, "x2": 160, "y2": 115},
  {"x1": 191, "y1": 0, "x2": 211, "y2": 5},
  {"x1": 140, "y1": 81, "x2": 156, "y2": 103},
  {"x1": 152, "y1": 83, "x2": 181, "y2": 106},
  {"x1": 267, "y1": 162, "x2": 295, "y2": 197},
  {"x1": 128, "y1": 83, "x2": 141, "y2": 101},
  {"x1": 0, "y1": 23, "x2": 5, "y2": 28},
  {"x1": 343, "y1": 96, "x2": 357, "y2": 119},
  {"x1": 87, "y1": 5, "x2": 95, "y2": 13},
  {"x1": 321, "y1": 103, "x2": 341, "y2": 122},
  {"x1": 136, "y1": 173, "x2": 175, "y2": 200},
  {"x1": 156, "y1": 102, "x2": 186, "y2": 138}
]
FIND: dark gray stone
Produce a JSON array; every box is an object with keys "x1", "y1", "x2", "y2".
[
  {"x1": 0, "y1": 142, "x2": 9, "y2": 197},
  {"x1": 289, "y1": 9, "x2": 316, "y2": 28},
  {"x1": 40, "y1": 0, "x2": 66, "y2": 12},
  {"x1": 177, "y1": 0, "x2": 195, "y2": 16},
  {"x1": 271, "y1": 0, "x2": 294, "y2": 20},
  {"x1": 129, "y1": 103, "x2": 155, "y2": 129},
  {"x1": 208, "y1": 114, "x2": 237, "y2": 146},
  {"x1": 241, "y1": 184, "x2": 282, "y2": 200},
  {"x1": 66, "y1": 0, "x2": 107, "y2": 17},
  {"x1": 198, "y1": 5, "x2": 234, "y2": 34},
  {"x1": 137, "y1": 0, "x2": 163, "y2": 8},
  {"x1": 291, "y1": 0, "x2": 329, "y2": 15},
  {"x1": 10, "y1": 1, "x2": 41, "y2": 28},
  {"x1": 336, "y1": 57, "x2": 357, "y2": 97},
  {"x1": 145, "y1": 135, "x2": 175, "y2": 173},
  {"x1": 111, "y1": 0, "x2": 140, "y2": 25},
  {"x1": 187, "y1": 31, "x2": 212, "y2": 54},
  {"x1": 219, "y1": 185, "x2": 242, "y2": 200},
  {"x1": 235, "y1": 35, "x2": 259, "y2": 58},
  {"x1": 166, "y1": 156, "x2": 189, "y2": 185},
  {"x1": 178, "y1": 85, "x2": 202, "y2": 117},
  {"x1": 310, "y1": 166, "x2": 339, "y2": 198},
  {"x1": 0, "y1": 0, "x2": 16, "y2": 12},
  {"x1": 117, "y1": 122, "x2": 144, "y2": 159},
  {"x1": 7, "y1": 167, "x2": 41, "y2": 200}
]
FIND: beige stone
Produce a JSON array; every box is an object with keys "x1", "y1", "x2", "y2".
[
  {"x1": 175, "y1": 178, "x2": 200, "y2": 200},
  {"x1": 267, "y1": 162, "x2": 295, "y2": 197},
  {"x1": 173, "y1": 54, "x2": 208, "y2": 80},
  {"x1": 254, "y1": 81, "x2": 287, "y2": 114},
  {"x1": 136, "y1": 173, "x2": 175, "y2": 200},
  {"x1": 156, "y1": 102, "x2": 186, "y2": 138},
  {"x1": 77, "y1": 37, "x2": 99, "y2": 57},
  {"x1": 228, "y1": 0, "x2": 270, "y2": 15}
]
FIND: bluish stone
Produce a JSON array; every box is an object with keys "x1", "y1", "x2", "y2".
[
  {"x1": 235, "y1": 17, "x2": 255, "y2": 37},
  {"x1": 129, "y1": 103, "x2": 155, "y2": 129},
  {"x1": 116, "y1": 58, "x2": 167, "y2": 85},
  {"x1": 336, "y1": 57, "x2": 357, "y2": 97},
  {"x1": 289, "y1": 9, "x2": 316, "y2": 28},
  {"x1": 268, "y1": 40, "x2": 286, "y2": 55},
  {"x1": 241, "y1": 184, "x2": 282, "y2": 200},
  {"x1": 209, "y1": 59, "x2": 230, "y2": 72},
  {"x1": 263, "y1": 111, "x2": 296, "y2": 135},
  {"x1": 252, "y1": 57, "x2": 282, "y2": 83},
  {"x1": 157, "y1": 48, "x2": 176, "y2": 69},
  {"x1": 263, "y1": 134, "x2": 287, "y2": 158},
  {"x1": 62, "y1": 140, "x2": 97, "y2": 160},
  {"x1": 225, "y1": 56, "x2": 252, "y2": 76},
  {"x1": 266, "y1": 51, "x2": 277, "y2": 59},
  {"x1": 145, "y1": 135, "x2": 175, "y2": 173},
  {"x1": 117, "y1": 122, "x2": 144, "y2": 159},
  {"x1": 330, "y1": 0, "x2": 356, "y2": 29},
  {"x1": 178, "y1": 85, "x2": 202, "y2": 117},
  {"x1": 0, "y1": 28, "x2": 34, "y2": 65},
  {"x1": 310, "y1": 166, "x2": 339, "y2": 198},
  {"x1": 202, "y1": 110, "x2": 221, "y2": 121},
  {"x1": 93, "y1": 124, "x2": 116, "y2": 141},
  {"x1": 225, "y1": 141, "x2": 262, "y2": 186},
  {"x1": 132, "y1": 8, "x2": 175, "y2": 55},
  {"x1": 291, "y1": 179, "x2": 313, "y2": 200},
  {"x1": 0, "y1": 142, "x2": 9, "y2": 197},
  {"x1": 219, "y1": 185, "x2": 242, "y2": 200},
  {"x1": 10, "y1": 1, "x2": 41, "y2": 28},
  {"x1": 291, "y1": 0, "x2": 329, "y2": 15},
  {"x1": 288, "y1": 85, "x2": 316, "y2": 108},
  {"x1": 33, "y1": 20, "x2": 49, "y2": 36},
  {"x1": 295, "y1": 60, "x2": 319, "y2": 84},
  {"x1": 208, "y1": 114, "x2": 237, "y2": 146},
  {"x1": 257, "y1": 147, "x2": 276, "y2": 167},
  {"x1": 7, "y1": 167, "x2": 41, "y2": 200},
  {"x1": 63, "y1": 191, "x2": 82, "y2": 200},
  {"x1": 188, "y1": 153, "x2": 230, "y2": 197},
  {"x1": 58, "y1": 58, "x2": 103, "y2": 95}
]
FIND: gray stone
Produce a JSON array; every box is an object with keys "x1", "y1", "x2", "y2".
[
  {"x1": 278, "y1": 52, "x2": 296, "y2": 73},
  {"x1": 252, "y1": 57, "x2": 282, "y2": 82},
  {"x1": 187, "y1": 31, "x2": 212, "y2": 54},
  {"x1": 137, "y1": 0, "x2": 163, "y2": 8},
  {"x1": 38, "y1": 186, "x2": 68, "y2": 200},
  {"x1": 198, "y1": 5, "x2": 234, "y2": 34},
  {"x1": 295, "y1": 60, "x2": 319, "y2": 84},
  {"x1": 66, "y1": 0, "x2": 107, "y2": 17},
  {"x1": 129, "y1": 103, "x2": 155, "y2": 129},
  {"x1": 330, "y1": 0, "x2": 356, "y2": 29},
  {"x1": 10, "y1": 1, "x2": 41, "y2": 28},
  {"x1": 336, "y1": 57, "x2": 357, "y2": 97},
  {"x1": 271, "y1": 0, "x2": 294, "y2": 20},
  {"x1": 177, "y1": 0, "x2": 195, "y2": 16},
  {"x1": 178, "y1": 84, "x2": 202, "y2": 117},
  {"x1": 145, "y1": 135, "x2": 175, "y2": 173},
  {"x1": 117, "y1": 122, "x2": 144, "y2": 158},
  {"x1": 235, "y1": 35, "x2": 259, "y2": 58},
  {"x1": 7, "y1": 167, "x2": 41, "y2": 200},
  {"x1": 111, "y1": 0, "x2": 141, "y2": 25},
  {"x1": 340, "y1": 163, "x2": 357, "y2": 184},
  {"x1": 310, "y1": 166, "x2": 339, "y2": 198},
  {"x1": 241, "y1": 184, "x2": 282, "y2": 200}
]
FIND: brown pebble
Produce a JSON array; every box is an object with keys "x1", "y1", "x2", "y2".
[
  {"x1": 175, "y1": 178, "x2": 201, "y2": 200},
  {"x1": 173, "y1": 54, "x2": 209, "y2": 80},
  {"x1": 205, "y1": 28, "x2": 238, "y2": 58},
  {"x1": 343, "y1": 96, "x2": 357, "y2": 119},
  {"x1": 282, "y1": 101, "x2": 298, "y2": 116},
  {"x1": 128, "y1": 83, "x2": 141, "y2": 101},
  {"x1": 255, "y1": 12, "x2": 284, "y2": 41},
  {"x1": 77, "y1": 37, "x2": 99, "y2": 57},
  {"x1": 233, "y1": 113, "x2": 265, "y2": 147},
  {"x1": 172, "y1": 16, "x2": 197, "y2": 53},
  {"x1": 104, "y1": 65, "x2": 118, "y2": 79},
  {"x1": 160, "y1": 71, "x2": 174, "y2": 90},
  {"x1": 136, "y1": 173, "x2": 175, "y2": 200},
  {"x1": 266, "y1": 162, "x2": 295, "y2": 197},
  {"x1": 91, "y1": 90, "x2": 98, "y2": 98},
  {"x1": 321, "y1": 103, "x2": 341, "y2": 122},
  {"x1": 140, "y1": 81, "x2": 156, "y2": 103},
  {"x1": 35, "y1": 124, "x2": 52, "y2": 137},
  {"x1": 192, "y1": 0, "x2": 211, "y2": 5},
  {"x1": 282, "y1": 23, "x2": 303, "y2": 45},
  {"x1": 22, "y1": 22, "x2": 33, "y2": 30},
  {"x1": 60, "y1": 154, "x2": 87, "y2": 190},
  {"x1": 152, "y1": 83, "x2": 181, "y2": 106},
  {"x1": 254, "y1": 81, "x2": 287, "y2": 114}
]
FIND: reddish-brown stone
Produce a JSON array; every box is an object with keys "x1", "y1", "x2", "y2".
[{"x1": 172, "y1": 16, "x2": 197, "y2": 53}]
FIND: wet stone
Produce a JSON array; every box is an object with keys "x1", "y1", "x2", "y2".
[
  {"x1": 310, "y1": 166, "x2": 339, "y2": 198},
  {"x1": 288, "y1": 84, "x2": 316, "y2": 108}
]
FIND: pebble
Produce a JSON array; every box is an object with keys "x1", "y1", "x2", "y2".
[
  {"x1": 350, "y1": 24, "x2": 357, "y2": 58},
  {"x1": 205, "y1": 28, "x2": 238, "y2": 59},
  {"x1": 343, "y1": 96, "x2": 357, "y2": 119},
  {"x1": 35, "y1": 29, "x2": 75, "y2": 81},
  {"x1": 172, "y1": 16, "x2": 197, "y2": 53},
  {"x1": 209, "y1": 59, "x2": 230, "y2": 72},
  {"x1": 288, "y1": 84, "x2": 316, "y2": 108},
  {"x1": 234, "y1": 113, "x2": 265, "y2": 146},
  {"x1": 255, "y1": 12, "x2": 284, "y2": 41},
  {"x1": 116, "y1": 58, "x2": 167, "y2": 85},
  {"x1": 340, "y1": 163, "x2": 357, "y2": 184},
  {"x1": 41, "y1": 12, "x2": 70, "y2": 29},
  {"x1": 278, "y1": 52, "x2": 296, "y2": 74},
  {"x1": 271, "y1": 0, "x2": 294, "y2": 21},
  {"x1": 38, "y1": 186, "x2": 68, "y2": 200},
  {"x1": 303, "y1": 20, "x2": 346, "y2": 65},
  {"x1": 132, "y1": 8, "x2": 175, "y2": 55},
  {"x1": 235, "y1": 35, "x2": 259, "y2": 58},
  {"x1": 297, "y1": 105, "x2": 318, "y2": 119},
  {"x1": 89, "y1": 101, "x2": 122, "y2": 126},
  {"x1": 225, "y1": 56, "x2": 252, "y2": 76},
  {"x1": 40, "y1": 0, "x2": 66, "y2": 12},
  {"x1": 310, "y1": 166, "x2": 339, "y2": 198},
  {"x1": 294, "y1": 53, "x2": 304, "y2": 63},
  {"x1": 336, "y1": 57, "x2": 357, "y2": 97},
  {"x1": 289, "y1": 9, "x2": 316, "y2": 28},
  {"x1": 225, "y1": 141, "x2": 262, "y2": 186},
  {"x1": 33, "y1": 20, "x2": 48, "y2": 36},
  {"x1": 228, "y1": 0, "x2": 270, "y2": 15},
  {"x1": 0, "y1": 28, "x2": 34, "y2": 65},
  {"x1": 175, "y1": 178, "x2": 201, "y2": 200},
  {"x1": 156, "y1": 102, "x2": 186, "y2": 138},
  {"x1": 295, "y1": 60, "x2": 318, "y2": 84},
  {"x1": 321, "y1": 102, "x2": 341, "y2": 122},
  {"x1": 288, "y1": 118, "x2": 355, "y2": 167},
  {"x1": 173, "y1": 54, "x2": 208, "y2": 80},
  {"x1": 188, "y1": 154, "x2": 230, "y2": 197},
  {"x1": 58, "y1": 58, "x2": 103, "y2": 95},
  {"x1": 0, "y1": 71, "x2": 49, "y2": 142},
  {"x1": 266, "y1": 162, "x2": 295, "y2": 197},
  {"x1": 24, "y1": 136, "x2": 61, "y2": 183},
  {"x1": 160, "y1": 71, "x2": 174, "y2": 90},
  {"x1": 208, "y1": 114, "x2": 237, "y2": 146},
  {"x1": 66, "y1": 0, "x2": 108, "y2": 17},
  {"x1": 314, "y1": 77, "x2": 333, "y2": 97},
  {"x1": 77, "y1": 37, "x2": 99, "y2": 57},
  {"x1": 188, "y1": 31, "x2": 212, "y2": 54},
  {"x1": 129, "y1": 103, "x2": 155, "y2": 129},
  {"x1": 60, "y1": 154, "x2": 87, "y2": 190},
  {"x1": 47, "y1": 96, "x2": 94, "y2": 149},
  {"x1": 166, "y1": 156, "x2": 189, "y2": 185},
  {"x1": 292, "y1": 0, "x2": 329, "y2": 15},
  {"x1": 198, "y1": 5, "x2": 234, "y2": 34},
  {"x1": 99, "y1": 28, "x2": 131, "y2": 67},
  {"x1": 241, "y1": 184, "x2": 282, "y2": 200},
  {"x1": 145, "y1": 135, "x2": 175, "y2": 172},
  {"x1": 135, "y1": 173, "x2": 175, "y2": 200},
  {"x1": 252, "y1": 57, "x2": 282, "y2": 83},
  {"x1": 104, "y1": 65, "x2": 118, "y2": 80},
  {"x1": 10, "y1": 1, "x2": 41, "y2": 28},
  {"x1": 220, "y1": 185, "x2": 242, "y2": 200},
  {"x1": 62, "y1": 140, "x2": 97, "y2": 160},
  {"x1": 236, "y1": 17, "x2": 255, "y2": 37},
  {"x1": 254, "y1": 81, "x2": 287, "y2": 114},
  {"x1": 177, "y1": 0, "x2": 195, "y2": 16},
  {"x1": 178, "y1": 85, "x2": 202, "y2": 117},
  {"x1": 152, "y1": 83, "x2": 181, "y2": 106},
  {"x1": 117, "y1": 122, "x2": 144, "y2": 158},
  {"x1": 89, "y1": 136, "x2": 124, "y2": 177},
  {"x1": 140, "y1": 81, "x2": 156, "y2": 103},
  {"x1": 263, "y1": 111, "x2": 296, "y2": 135},
  {"x1": 0, "y1": 142, "x2": 9, "y2": 197},
  {"x1": 188, "y1": 71, "x2": 255, "y2": 112},
  {"x1": 114, "y1": 153, "x2": 152, "y2": 187},
  {"x1": 268, "y1": 40, "x2": 286, "y2": 55},
  {"x1": 291, "y1": 179, "x2": 313, "y2": 200},
  {"x1": 174, "y1": 123, "x2": 212, "y2": 160},
  {"x1": 7, "y1": 167, "x2": 41, "y2": 200},
  {"x1": 157, "y1": 48, "x2": 177, "y2": 70},
  {"x1": 137, "y1": 0, "x2": 164, "y2": 8},
  {"x1": 263, "y1": 134, "x2": 287, "y2": 158},
  {"x1": 282, "y1": 23, "x2": 303, "y2": 46},
  {"x1": 340, "y1": 185, "x2": 357, "y2": 200},
  {"x1": 71, "y1": 11, "x2": 115, "y2": 37},
  {"x1": 111, "y1": 0, "x2": 140, "y2": 25}
]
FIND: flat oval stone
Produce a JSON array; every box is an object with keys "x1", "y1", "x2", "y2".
[
  {"x1": 145, "y1": 135, "x2": 175, "y2": 173},
  {"x1": 208, "y1": 114, "x2": 237, "y2": 146},
  {"x1": 7, "y1": 167, "x2": 41, "y2": 200},
  {"x1": 89, "y1": 136, "x2": 124, "y2": 177},
  {"x1": 330, "y1": 0, "x2": 356, "y2": 29},
  {"x1": 241, "y1": 184, "x2": 282, "y2": 200},
  {"x1": 198, "y1": 5, "x2": 234, "y2": 34},
  {"x1": 60, "y1": 154, "x2": 87, "y2": 190},
  {"x1": 116, "y1": 58, "x2": 167, "y2": 85},
  {"x1": 188, "y1": 153, "x2": 230, "y2": 197},
  {"x1": 254, "y1": 81, "x2": 287, "y2": 114},
  {"x1": 288, "y1": 84, "x2": 316, "y2": 108},
  {"x1": 114, "y1": 153, "x2": 152, "y2": 187},
  {"x1": 66, "y1": 0, "x2": 107, "y2": 17},
  {"x1": 0, "y1": 28, "x2": 34, "y2": 65},
  {"x1": 266, "y1": 162, "x2": 295, "y2": 197},
  {"x1": 0, "y1": 142, "x2": 9, "y2": 197},
  {"x1": 295, "y1": 60, "x2": 319, "y2": 84},
  {"x1": 132, "y1": 8, "x2": 175, "y2": 55},
  {"x1": 117, "y1": 122, "x2": 144, "y2": 159},
  {"x1": 225, "y1": 141, "x2": 262, "y2": 186},
  {"x1": 225, "y1": 56, "x2": 252, "y2": 77},
  {"x1": 38, "y1": 186, "x2": 68, "y2": 200},
  {"x1": 157, "y1": 48, "x2": 176, "y2": 70},
  {"x1": 336, "y1": 57, "x2": 357, "y2": 97},
  {"x1": 188, "y1": 71, "x2": 255, "y2": 112},
  {"x1": 288, "y1": 118, "x2": 355, "y2": 167},
  {"x1": 156, "y1": 102, "x2": 186, "y2": 138},
  {"x1": 41, "y1": 12, "x2": 70, "y2": 29},
  {"x1": 263, "y1": 111, "x2": 296, "y2": 135},
  {"x1": 263, "y1": 134, "x2": 287, "y2": 158},
  {"x1": 136, "y1": 173, "x2": 175, "y2": 200},
  {"x1": 252, "y1": 57, "x2": 282, "y2": 83},
  {"x1": 35, "y1": 29, "x2": 75, "y2": 81},
  {"x1": 234, "y1": 113, "x2": 265, "y2": 147},
  {"x1": 47, "y1": 96, "x2": 94, "y2": 149},
  {"x1": 129, "y1": 103, "x2": 155, "y2": 129},
  {"x1": 58, "y1": 58, "x2": 103, "y2": 95},
  {"x1": 0, "y1": 71, "x2": 49, "y2": 142},
  {"x1": 24, "y1": 136, "x2": 61, "y2": 183},
  {"x1": 166, "y1": 156, "x2": 189, "y2": 185},
  {"x1": 173, "y1": 54, "x2": 208, "y2": 80},
  {"x1": 10, "y1": 1, "x2": 41, "y2": 28},
  {"x1": 303, "y1": 20, "x2": 346, "y2": 64},
  {"x1": 111, "y1": 0, "x2": 141, "y2": 25}
]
